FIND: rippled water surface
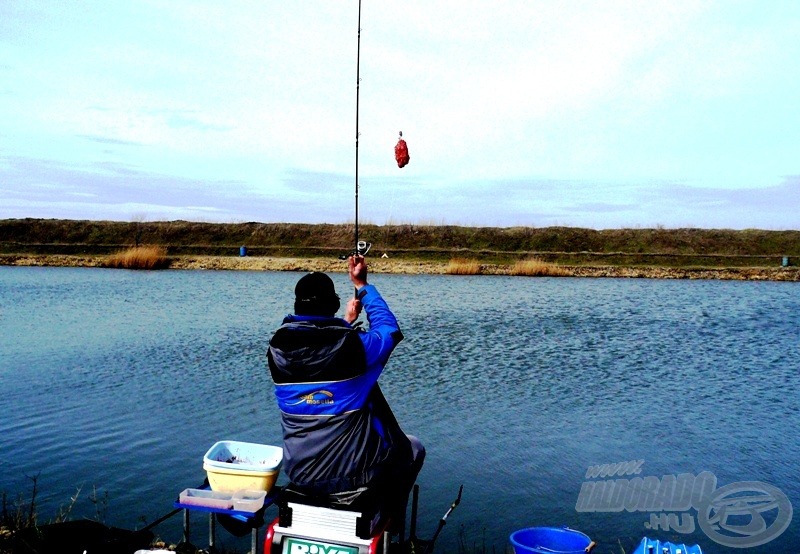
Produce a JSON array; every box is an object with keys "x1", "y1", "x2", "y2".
[{"x1": 1, "y1": 267, "x2": 798, "y2": 553}]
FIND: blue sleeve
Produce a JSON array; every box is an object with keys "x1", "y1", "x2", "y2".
[{"x1": 357, "y1": 284, "x2": 403, "y2": 370}]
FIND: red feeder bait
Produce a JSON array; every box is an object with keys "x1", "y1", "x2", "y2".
[{"x1": 395, "y1": 132, "x2": 410, "y2": 168}]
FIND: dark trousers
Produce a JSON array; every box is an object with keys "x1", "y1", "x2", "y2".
[{"x1": 386, "y1": 435, "x2": 425, "y2": 532}]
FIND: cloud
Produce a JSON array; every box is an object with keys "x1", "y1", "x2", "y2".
[
  {"x1": 2, "y1": 153, "x2": 796, "y2": 229},
  {"x1": 79, "y1": 135, "x2": 141, "y2": 147},
  {"x1": 1, "y1": 1, "x2": 798, "y2": 229},
  {"x1": 660, "y1": 178, "x2": 800, "y2": 216},
  {"x1": 0, "y1": 155, "x2": 361, "y2": 224},
  {"x1": 281, "y1": 169, "x2": 351, "y2": 195},
  {"x1": 0, "y1": 155, "x2": 248, "y2": 220},
  {"x1": 356, "y1": 175, "x2": 800, "y2": 229}
]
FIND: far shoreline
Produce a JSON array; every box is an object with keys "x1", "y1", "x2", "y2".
[{"x1": 2, "y1": 254, "x2": 798, "y2": 281}]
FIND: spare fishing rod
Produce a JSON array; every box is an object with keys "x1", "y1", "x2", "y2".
[{"x1": 423, "y1": 484, "x2": 464, "y2": 554}]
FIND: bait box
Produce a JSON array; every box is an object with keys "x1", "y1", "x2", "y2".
[
  {"x1": 232, "y1": 490, "x2": 267, "y2": 512},
  {"x1": 179, "y1": 488, "x2": 233, "y2": 510},
  {"x1": 202, "y1": 440, "x2": 282, "y2": 493}
]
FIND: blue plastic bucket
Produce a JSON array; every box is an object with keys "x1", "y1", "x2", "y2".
[
  {"x1": 240, "y1": 246, "x2": 247, "y2": 257},
  {"x1": 509, "y1": 526, "x2": 591, "y2": 554}
]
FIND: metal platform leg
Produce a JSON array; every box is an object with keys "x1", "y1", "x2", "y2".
[
  {"x1": 251, "y1": 526, "x2": 259, "y2": 554},
  {"x1": 182, "y1": 509, "x2": 190, "y2": 543},
  {"x1": 209, "y1": 513, "x2": 216, "y2": 549}
]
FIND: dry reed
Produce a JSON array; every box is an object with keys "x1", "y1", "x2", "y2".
[
  {"x1": 446, "y1": 258, "x2": 481, "y2": 275},
  {"x1": 103, "y1": 246, "x2": 170, "y2": 270},
  {"x1": 511, "y1": 258, "x2": 569, "y2": 277}
]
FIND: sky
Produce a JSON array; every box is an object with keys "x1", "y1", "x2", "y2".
[{"x1": 1, "y1": 0, "x2": 798, "y2": 230}]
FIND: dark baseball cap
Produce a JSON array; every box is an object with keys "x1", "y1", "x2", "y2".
[{"x1": 294, "y1": 272, "x2": 340, "y2": 315}]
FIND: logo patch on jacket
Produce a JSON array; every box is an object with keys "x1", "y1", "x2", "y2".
[{"x1": 289, "y1": 390, "x2": 335, "y2": 406}]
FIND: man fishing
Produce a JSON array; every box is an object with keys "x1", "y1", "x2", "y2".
[{"x1": 267, "y1": 254, "x2": 425, "y2": 527}]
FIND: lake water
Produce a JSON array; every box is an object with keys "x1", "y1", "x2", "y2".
[{"x1": 1, "y1": 266, "x2": 798, "y2": 554}]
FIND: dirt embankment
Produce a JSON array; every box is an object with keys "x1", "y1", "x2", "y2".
[{"x1": 2, "y1": 254, "x2": 798, "y2": 281}]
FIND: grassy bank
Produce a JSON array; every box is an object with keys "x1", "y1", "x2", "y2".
[
  {"x1": 1, "y1": 219, "x2": 798, "y2": 279},
  {"x1": 1, "y1": 218, "x2": 798, "y2": 267}
]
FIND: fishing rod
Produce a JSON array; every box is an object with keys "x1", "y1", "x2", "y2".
[
  {"x1": 354, "y1": 0, "x2": 361, "y2": 258},
  {"x1": 341, "y1": 0, "x2": 371, "y2": 264}
]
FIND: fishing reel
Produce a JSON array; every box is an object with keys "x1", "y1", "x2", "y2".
[{"x1": 339, "y1": 240, "x2": 372, "y2": 260}]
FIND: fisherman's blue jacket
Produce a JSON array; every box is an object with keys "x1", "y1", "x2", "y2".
[{"x1": 267, "y1": 284, "x2": 410, "y2": 494}]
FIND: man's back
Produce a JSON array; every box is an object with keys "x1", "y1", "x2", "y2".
[
  {"x1": 267, "y1": 258, "x2": 424, "y2": 517},
  {"x1": 269, "y1": 316, "x2": 409, "y2": 493}
]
